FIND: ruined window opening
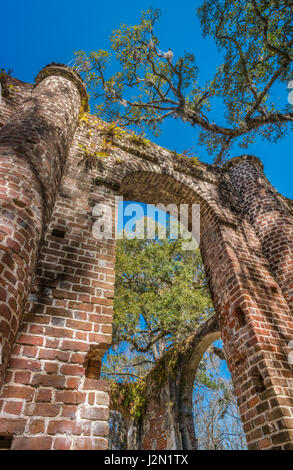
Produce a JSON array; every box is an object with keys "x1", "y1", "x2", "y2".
[
  {"x1": 51, "y1": 228, "x2": 66, "y2": 238},
  {"x1": 0, "y1": 435, "x2": 12, "y2": 450}
]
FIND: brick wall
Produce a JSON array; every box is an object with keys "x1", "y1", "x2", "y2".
[{"x1": 0, "y1": 64, "x2": 292, "y2": 450}]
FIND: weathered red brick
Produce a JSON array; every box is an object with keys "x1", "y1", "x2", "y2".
[
  {"x1": 79, "y1": 406, "x2": 108, "y2": 421},
  {"x1": 12, "y1": 436, "x2": 53, "y2": 450},
  {"x1": 0, "y1": 418, "x2": 25, "y2": 433},
  {"x1": 60, "y1": 364, "x2": 84, "y2": 377},
  {"x1": 55, "y1": 391, "x2": 85, "y2": 405}
]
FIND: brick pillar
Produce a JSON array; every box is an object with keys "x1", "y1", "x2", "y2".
[
  {"x1": 225, "y1": 155, "x2": 293, "y2": 314},
  {"x1": 0, "y1": 65, "x2": 87, "y2": 388},
  {"x1": 201, "y1": 210, "x2": 293, "y2": 449}
]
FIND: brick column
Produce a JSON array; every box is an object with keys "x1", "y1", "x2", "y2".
[
  {"x1": 0, "y1": 64, "x2": 87, "y2": 389},
  {"x1": 201, "y1": 211, "x2": 293, "y2": 450},
  {"x1": 225, "y1": 155, "x2": 293, "y2": 314}
]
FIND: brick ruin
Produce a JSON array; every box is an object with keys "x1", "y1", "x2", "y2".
[
  {"x1": 110, "y1": 315, "x2": 220, "y2": 450},
  {"x1": 0, "y1": 64, "x2": 292, "y2": 450}
]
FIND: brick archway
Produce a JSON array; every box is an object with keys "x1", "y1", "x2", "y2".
[{"x1": 0, "y1": 64, "x2": 292, "y2": 450}]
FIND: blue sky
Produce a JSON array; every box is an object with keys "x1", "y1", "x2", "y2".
[{"x1": 1, "y1": 0, "x2": 292, "y2": 198}]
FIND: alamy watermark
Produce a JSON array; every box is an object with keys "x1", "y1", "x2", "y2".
[{"x1": 92, "y1": 196, "x2": 200, "y2": 250}]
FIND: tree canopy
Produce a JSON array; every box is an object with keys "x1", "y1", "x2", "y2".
[{"x1": 74, "y1": 1, "x2": 293, "y2": 163}]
